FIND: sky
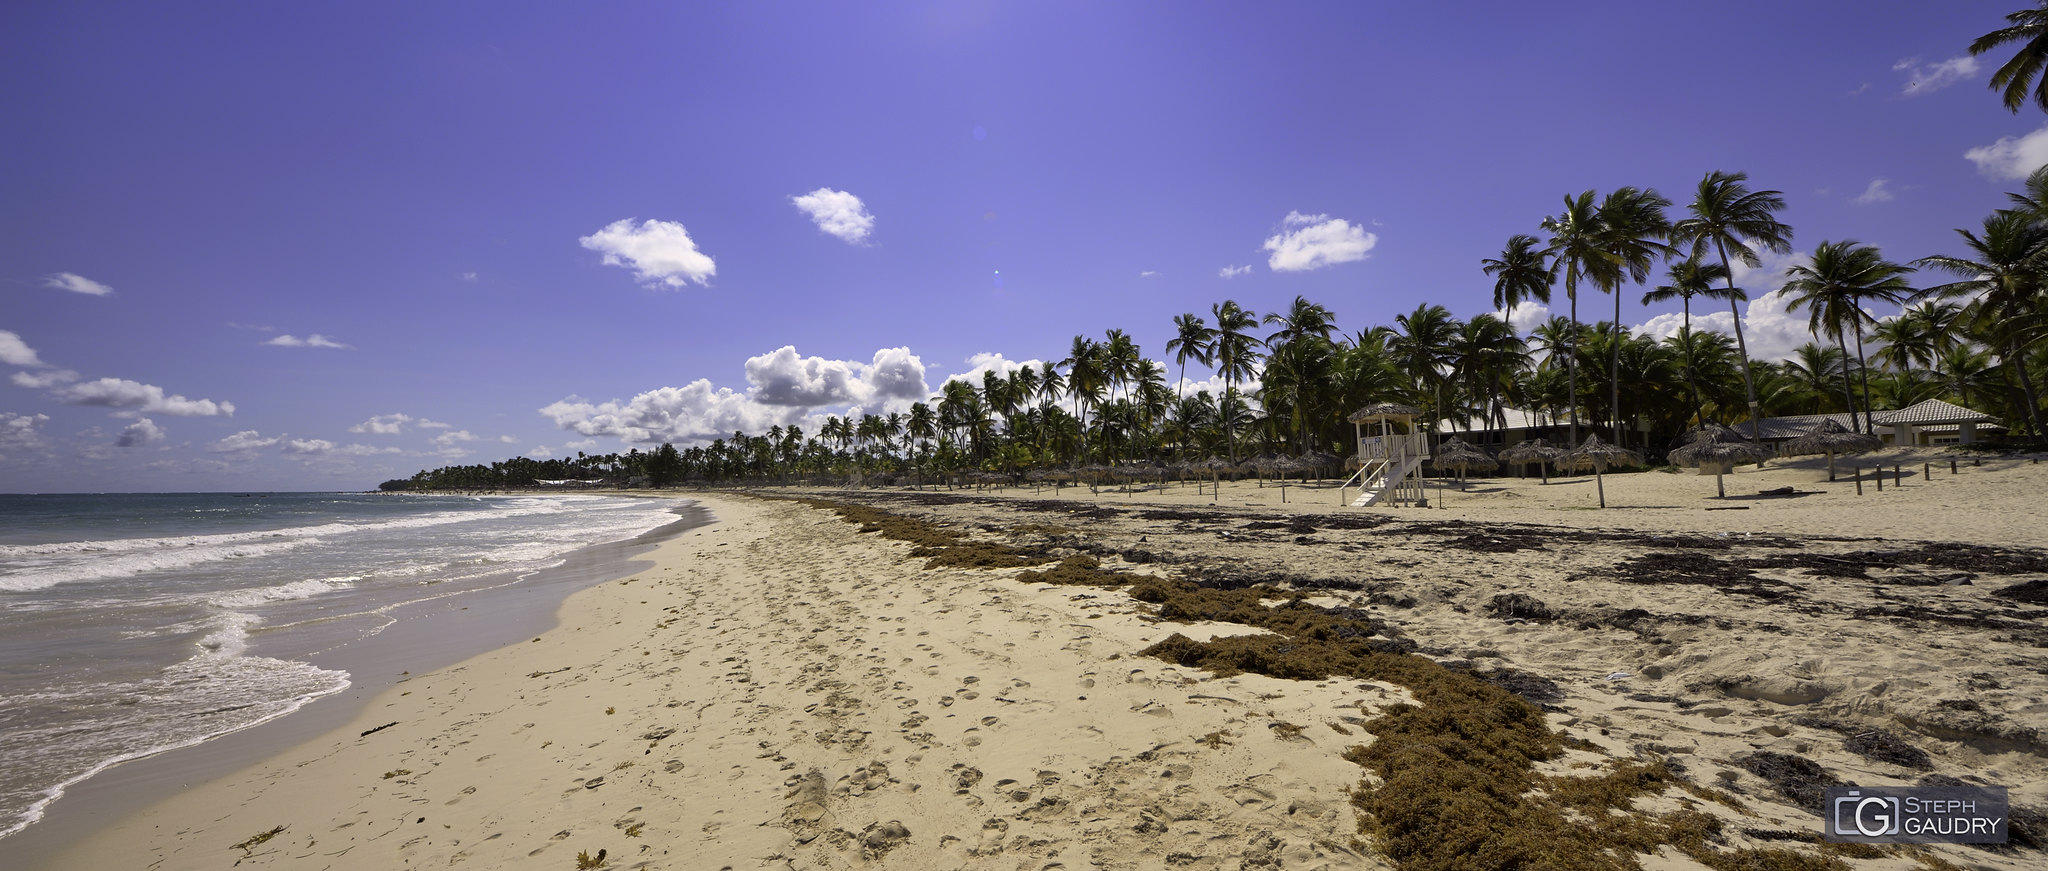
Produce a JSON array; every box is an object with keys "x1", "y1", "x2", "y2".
[{"x1": 5, "y1": 1, "x2": 2047, "y2": 492}]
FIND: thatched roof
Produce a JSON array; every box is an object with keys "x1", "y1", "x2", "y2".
[
  {"x1": 1784, "y1": 419, "x2": 1882, "y2": 457},
  {"x1": 1559, "y1": 433, "x2": 1643, "y2": 471},
  {"x1": 1429, "y1": 437, "x2": 1498, "y2": 472},
  {"x1": 1498, "y1": 438, "x2": 1560, "y2": 465},
  {"x1": 1667, "y1": 425, "x2": 1773, "y2": 468},
  {"x1": 1348, "y1": 403, "x2": 1422, "y2": 422}
]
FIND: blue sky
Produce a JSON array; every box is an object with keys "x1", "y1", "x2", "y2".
[{"x1": 5, "y1": 1, "x2": 2046, "y2": 491}]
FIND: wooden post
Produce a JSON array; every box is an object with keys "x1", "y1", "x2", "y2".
[
  {"x1": 1923, "y1": 463, "x2": 1930, "y2": 482},
  {"x1": 1854, "y1": 466, "x2": 1863, "y2": 495},
  {"x1": 1951, "y1": 459, "x2": 1958, "y2": 475},
  {"x1": 1894, "y1": 466, "x2": 1902, "y2": 487},
  {"x1": 1876, "y1": 466, "x2": 1883, "y2": 491}
]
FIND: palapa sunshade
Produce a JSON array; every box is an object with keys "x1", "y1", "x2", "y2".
[
  {"x1": 1560, "y1": 433, "x2": 1643, "y2": 509},
  {"x1": 1498, "y1": 438, "x2": 1560, "y2": 483},
  {"x1": 1428, "y1": 438, "x2": 1497, "y2": 475},
  {"x1": 1784, "y1": 418, "x2": 1883, "y2": 481},
  {"x1": 1298, "y1": 450, "x2": 1341, "y2": 476},
  {"x1": 1346, "y1": 402, "x2": 1423, "y2": 422},
  {"x1": 1668, "y1": 427, "x2": 1774, "y2": 498}
]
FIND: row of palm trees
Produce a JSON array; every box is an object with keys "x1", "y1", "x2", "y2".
[{"x1": 393, "y1": 165, "x2": 2045, "y2": 489}]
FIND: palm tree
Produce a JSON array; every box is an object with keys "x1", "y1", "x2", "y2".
[
  {"x1": 1211, "y1": 300, "x2": 1263, "y2": 461},
  {"x1": 1061, "y1": 335, "x2": 1107, "y2": 430},
  {"x1": 1539, "y1": 191, "x2": 1607, "y2": 444},
  {"x1": 1454, "y1": 314, "x2": 1528, "y2": 441},
  {"x1": 1262, "y1": 296, "x2": 1338, "y2": 451},
  {"x1": 1165, "y1": 313, "x2": 1217, "y2": 400},
  {"x1": 1670, "y1": 170, "x2": 1795, "y2": 440},
  {"x1": 1643, "y1": 256, "x2": 1733, "y2": 426},
  {"x1": 1781, "y1": 241, "x2": 1915, "y2": 432},
  {"x1": 1102, "y1": 329, "x2": 1141, "y2": 404},
  {"x1": 1914, "y1": 209, "x2": 2048, "y2": 444},
  {"x1": 1482, "y1": 233, "x2": 1554, "y2": 314},
  {"x1": 1592, "y1": 186, "x2": 1674, "y2": 447},
  {"x1": 1392, "y1": 303, "x2": 1461, "y2": 439},
  {"x1": 1972, "y1": 2, "x2": 2048, "y2": 113}
]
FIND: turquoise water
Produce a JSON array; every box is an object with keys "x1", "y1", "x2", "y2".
[{"x1": 0, "y1": 491, "x2": 688, "y2": 840}]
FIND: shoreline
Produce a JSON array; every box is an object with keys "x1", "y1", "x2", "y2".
[
  {"x1": 9, "y1": 496, "x2": 708, "y2": 870},
  {"x1": 29, "y1": 459, "x2": 2048, "y2": 869}
]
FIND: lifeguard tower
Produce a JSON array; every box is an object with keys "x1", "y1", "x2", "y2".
[{"x1": 1342, "y1": 403, "x2": 1431, "y2": 507}]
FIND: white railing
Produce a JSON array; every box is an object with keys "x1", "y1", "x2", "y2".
[{"x1": 1358, "y1": 432, "x2": 1430, "y2": 462}]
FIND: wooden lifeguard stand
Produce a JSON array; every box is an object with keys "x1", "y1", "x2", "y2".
[{"x1": 1342, "y1": 403, "x2": 1431, "y2": 507}]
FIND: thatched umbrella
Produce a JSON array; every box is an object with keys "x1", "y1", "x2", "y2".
[
  {"x1": 1298, "y1": 450, "x2": 1342, "y2": 481},
  {"x1": 1784, "y1": 418, "x2": 1882, "y2": 481},
  {"x1": 1429, "y1": 438, "x2": 1497, "y2": 477},
  {"x1": 1667, "y1": 427, "x2": 1774, "y2": 498},
  {"x1": 1560, "y1": 433, "x2": 1643, "y2": 509},
  {"x1": 1498, "y1": 438, "x2": 1560, "y2": 483}
]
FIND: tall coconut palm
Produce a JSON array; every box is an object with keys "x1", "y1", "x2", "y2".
[
  {"x1": 1670, "y1": 170, "x2": 1795, "y2": 440},
  {"x1": 1211, "y1": 300, "x2": 1263, "y2": 461},
  {"x1": 1102, "y1": 329, "x2": 1141, "y2": 404},
  {"x1": 1972, "y1": 2, "x2": 2048, "y2": 114},
  {"x1": 1392, "y1": 303, "x2": 1461, "y2": 438},
  {"x1": 1482, "y1": 233, "x2": 1554, "y2": 314},
  {"x1": 1592, "y1": 186, "x2": 1674, "y2": 447},
  {"x1": 1262, "y1": 296, "x2": 1339, "y2": 451},
  {"x1": 1914, "y1": 209, "x2": 2048, "y2": 444},
  {"x1": 1165, "y1": 313, "x2": 1217, "y2": 399},
  {"x1": 1781, "y1": 241, "x2": 1916, "y2": 432},
  {"x1": 1539, "y1": 191, "x2": 1608, "y2": 444},
  {"x1": 1061, "y1": 335, "x2": 1107, "y2": 431},
  {"x1": 1643, "y1": 256, "x2": 1733, "y2": 426}
]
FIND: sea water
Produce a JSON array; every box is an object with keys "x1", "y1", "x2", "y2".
[{"x1": 0, "y1": 491, "x2": 690, "y2": 841}]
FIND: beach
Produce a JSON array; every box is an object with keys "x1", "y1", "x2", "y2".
[{"x1": 32, "y1": 449, "x2": 2048, "y2": 870}]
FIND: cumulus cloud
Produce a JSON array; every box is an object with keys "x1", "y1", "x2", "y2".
[
  {"x1": 579, "y1": 218, "x2": 716, "y2": 288},
  {"x1": 1498, "y1": 302, "x2": 1552, "y2": 336},
  {"x1": 416, "y1": 418, "x2": 454, "y2": 429},
  {"x1": 1965, "y1": 123, "x2": 2048, "y2": 179},
  {"x1": 43, "y1": 272, "x2": 112, "y2": 296},
  {"x1": 499, "y1": 435, "x2": 518, "y2": 444},
  {"x1": 116, "y1": 418, "x2": 165, "y2": 447},
  {"x1": 567, "y1": 439, "x2": 597, "y2": 450},
  {"x1": 1, "y1": 330, "x2": 46, "y2": 367},
  {"x1": 350, "y1": 413, "x2": 412, "y2": 434},
  {"x1": 1140, "y1": 271, "x2": 1158, "y2": 278},
  {"x1": 50, "y1": 377, "x2": 234, "y2": 416},
  {"x1": 1263, "y1": 211, "x2": 1376, "y2": 272},
  {"x1": 542, "y1": 382, "x2": 801, "y2": 445},
  {"x1": 1218, "y1": 264, "x2": 1252, "y2": 279},
  {"x1": 743, "y1": 346, "x2": 930, "y2": 407},
  {"x1": 790, "y1": 188, "x2": 876, "y2": 244},
  {"x1": 212, "y1": 430, "x2": 282, "y2": 453},
  {"x1": 11, "y1": 369, "x2": 78, "y2": 389},
  {"x1": 432, "y1": 429, "x2": 478, "y2": 447},
  {"x1": 281, "y1": 439, "x2": 400, "y2": 457},
  {"x1": 265, "y1": 334, "x2": 352, "y2": 349},
  {"x1": 1850, "y1": 178, "x2": 1894, "y2": 205},
  {"x1": 1895, "y1": 55, "x2": 1979, "y2": 97},
  {"x1": 527, "y1": 446, "x2": 554, "y2": 459},
  {"x1": 0, "y1": 412, "x2": 49, "y2": 456},
  {"x1": 942, "y1": 352, "x2": 1047, "y2": 390}
]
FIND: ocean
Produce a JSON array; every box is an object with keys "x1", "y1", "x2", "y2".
[{"x1": 0, "y1": 491, "x2": 697, "y2": 842}]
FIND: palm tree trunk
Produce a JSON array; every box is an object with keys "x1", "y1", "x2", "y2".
[
  {"x1": 1836, "y1": 334, "x2": 1859, "y2": 427},
  {"x1": 2006, "y1": 338, "x2": 2048, "y2": 447},
  {"x1": 1681, "y1": 307, "x2": 1704, "y2": 428},
  {"x1": 1612, "y1": 286, "x2": 1624, "y2": 449},
  {"x1": 1566, "y1": 283, "x2": 1581, "y2": 445},
  {"x1": 1852, "y1": 329, "x2": 1878, "y2": 435},
  {"x1": 1714, "y1": 239, "x2": 1763, "y2": 441}
]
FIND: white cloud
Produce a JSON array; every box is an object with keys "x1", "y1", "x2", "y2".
[
  {"x1": 1965, "y1": 123, "x2": 2048, "y2": 180},
  {"x1": 350, "y1": 413, "x2": 412, "y2": 434},
  {"x1": 0, "y1": 330, "x2": 46, "y2": 367},
  {"x1": 527, "y1": 446, "x2": 554, "y2": 459},
  {"x1": 11, "y1": 369, "x2": 78, "y2": 389},
  {"x1": 942, "y1": 352, "x2": 1046, "y2": 391},
  {"x1": 1140, "y1": 271, "x2": 1158, "y2": 278},
  {"x1": 50, "y1": 377, "x2": 234, "y2": 416},
  {"x1": 1218, "y1": 264, "x2": 1252, "y2": 279},
  {"x1": 281, "y1": 439, "x2": 400, "y2": 457},
  {"x1": 265, "y1": 334, "x2": 352, "y2": 349},
  {"x1": 416, "y1": 418, "x2": 454, "y2": 430},
  {"x1": 0, "y1": 412, "x2": 49, "y2": 457},
  {"x1": 461, "y1": 271, "x2": 478, "y2": 282},
  {"x1": 432, "y1": 429, "x2": 478, "y2": 447},
  {"x1": 43, "y1": 272, "x2": 112, "y2": 296},
  {"x1": 1895, "y1": 55, "x2": 1979, "y2": 97},
  {"x1": 116, "y1": 418, "x2": 165, "y2": 447},
  {"x1": 579, "y1": 218, "x2": 717, "y2": 288},
  {"x1": 790, "y1": 188, "x2": 876, "y2": 244},
  {"x1": 542, "y1": 382, "x2": 802, "y2": 445},
  {"x1": 1263, "y1": 211, "x2": 1376, "y2": 272},
  {"x1": 499, "y1": 435, "x2": 518, "y2": 444},
  {"x1": 212, "y1": 430, "x2": 282, "y2": 453},
  {"x1": 743, "y1": 346, "x2": 930, "y2": 407},
  {"x1": 1498, "y1": 302, "x2": 1552, "y2": 336},
  {"x1": 1850, "y1": 178, "x2": 1894, "y2": 205}
]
